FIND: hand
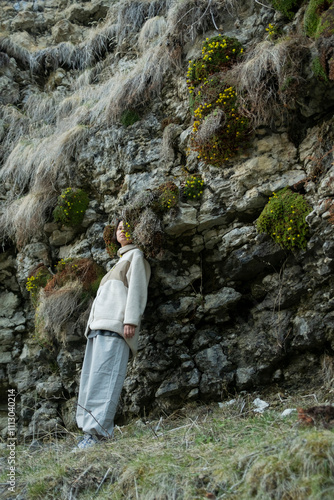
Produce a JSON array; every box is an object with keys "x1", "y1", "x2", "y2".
[{"x1": 124, "y1": 324, "x2": 136, "y2": 339}]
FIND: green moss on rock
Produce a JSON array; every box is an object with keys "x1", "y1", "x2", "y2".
[{"x1": 304, "y1": 0, "x2": 334, "y2": 38}]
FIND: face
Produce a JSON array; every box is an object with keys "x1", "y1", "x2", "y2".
[{"x1": 116, "y1": 221, "x2": 133, "y2": 247}]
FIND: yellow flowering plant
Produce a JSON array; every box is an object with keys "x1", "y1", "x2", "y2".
[
  {"x1": 265, "y1": 23, "x2": 280, "y2": 39},
  {"x1": 157, "y1": 182, "x2": 179, "y2": 212},
  {"x1": 256, "y1": 188, "x2": 312, "y2": 251},
  {"x1": 53, "y1": 187, "x2": 89, "y2": 227},
  {"x1": 183, "y1": 175, "x2": 204, "y2": 199},
  {"x1": 187, "y1": 35, "x2": 243, "y2": 90},
  {"x1": 187, "y1": 35, "x2": 251, "y2": 166},
  {"x1": 26, "y1": 264, "x2": 53, "y2": 307},
  {"x1": 190, "y1": 79, "x2": 250, "y2": 165}
]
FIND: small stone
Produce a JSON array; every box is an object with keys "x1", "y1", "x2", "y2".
[
  {"x1": 253, "y1": 398, "x2": 269, "y2": 413},
  {"x1": 281, "y1": 409, "x2": 296, "y2": 417}
]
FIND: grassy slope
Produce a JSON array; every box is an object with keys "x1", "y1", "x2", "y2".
[{"x1": 1, "y1": 389, "x2": 334, "y2": 499}]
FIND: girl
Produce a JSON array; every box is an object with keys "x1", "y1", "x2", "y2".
[{"x1": 75, "y1": 220, "x2": 151, "y2": 448}]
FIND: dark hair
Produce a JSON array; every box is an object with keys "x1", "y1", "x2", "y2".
[{"x1": 111, "y1": 219, "x2": 122, "y2": 248}]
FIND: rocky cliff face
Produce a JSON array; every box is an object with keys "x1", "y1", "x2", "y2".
[{"x1": 1, "y1": 0, "x2": 334, "y2": 439}]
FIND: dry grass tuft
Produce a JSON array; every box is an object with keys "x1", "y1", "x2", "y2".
[
  {"x1": 229, "y1": 36, "x2": 311, "y2": 126},
  {"x1": 0, "y1": 106, "x2": 30, "y2": 163},
  {"x1": 0, "y1": 36, "x2": 31, "y2": 69},
  {"x1": 32, "y1": 24, "x2": 117, "y2": 73},
  {"x1": 36, "y1": 281, "x2": 86, "y2": 344},
  {"x1": 168, "y1": 0, "x2": 238, "y2": 40},
  {"x1": 131, "y1": 207, "x2": 165, "y2": 255},
  {"x1": 106, "y1": 42, "x2": 179, "y2": 120},
  {"x1": 196, "y1": 108, "x2": 226, "y2": 144},
  {"x1": 115, "y1": 0, "x2": 173, "y2": 44},
  {"x1": 105, "y1": 0, "x2": 239, "y2": 121},
  {"x1": 138, "y1": 16, "x2": 168, "y2": 52},
  {"x1": 2, "y1": 110, "x2": 90, "y2": 186},
  {"x1": 0, "y1": 118, "x2": 91, "y2": 245},
  {"x1": 0, "y1": 188, "x2": 58, "y2": 246},
  {"x1": 24, "y1": 92, "x2": 60, "y2": 129}
]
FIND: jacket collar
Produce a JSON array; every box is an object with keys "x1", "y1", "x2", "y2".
[{"x1": 117, "y1": 243, "x2": 138, "y2": 258}]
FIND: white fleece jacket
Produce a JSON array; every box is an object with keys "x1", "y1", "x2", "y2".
[{"x1": 85, "y1": 244, "x2": 151, "y2": 356}]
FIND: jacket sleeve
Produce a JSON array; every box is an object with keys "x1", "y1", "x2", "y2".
[{"x1": 124, "y1": 251, "x2": 151, "y2": 326}]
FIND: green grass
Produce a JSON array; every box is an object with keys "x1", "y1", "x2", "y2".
[
  {"x1": 1, "y1": 391, "x2": 334, "y2": 499},
  {"x1": 120, "y1": 109, "x2": 140, "y2": 127},
  {"x1": 304, "y1": 0, "x2": 334, "y2": 37}
]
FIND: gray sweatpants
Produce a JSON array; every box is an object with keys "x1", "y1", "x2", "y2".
[{"x1": 76, "y1": 332, "x2": 130, "y2": 437}]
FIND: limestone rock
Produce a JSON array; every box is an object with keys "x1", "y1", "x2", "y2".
[
  {"x1": 195, "y1": 345, "x2": 230, "y2": 374},
  {"x1": 0, "y1": 291, "x2": 20, "y2": 317},
  {"x1": 164, "y1": 204, "x2": 197, "y2": 235},
  {"x1": 155, "y1": 264, "x2": 201, "y2": 293},
  {"x1": 155, "y1": 368, "x2": 200, "y2": 398},
  {"x1": 81, "y1": 208, "x2": 98, "y2": 228},
  {"x1": 36, "y1": 375, "x2": 63, "y2": 398},
  {"x1": 49, "y1": 228, "x2": 77, "y2": 246},
  {"x1": 66, "y1": 1, "x2": 109, "y2": 25},
  {"x1": 0, "y1": 351, "x2": 12, "y2": 364},
  {"x1": 0, "y1": 74, "x2": 20, "y2": 104},
  {"x1": 236, "y1": 367, "x2": 256, "y2": 388},
  {"x1": 220, "y1": 226, "x2": 256, "y2": 257},
  {"x1": 201, "y1": 288, "x2": 242, "y2": 313},
  {"x1": 51, "y1": 20, "x2": 82, "y2": 44},
  {"x1": 16, "y1": 243, "x2": 51, "y2": 284},
  {"x1": 222, "y1": 240, "x2": 285, "y2": 282},
  {"x1": 157, "y1": 296, "x2": 197, "y2": 319},
  {"x1": 60, "y1": 397, "x2": 78, "y2": 431}
]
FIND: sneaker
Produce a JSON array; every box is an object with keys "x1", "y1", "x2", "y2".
[{"x1": 76, "y1": 434, "x2": 99, "y2": 449}]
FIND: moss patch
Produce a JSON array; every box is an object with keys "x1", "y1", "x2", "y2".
[
  {"x1": 304, "y1": 0, "x2": 334, "y2": 38},
  {"x1": 316, "y1": 2, "x2": 334, "y2": 37},
  {"x1": 256, "y1": 188, "x2": 312, "y2": 251},
  {"x1": 271, "y1": 0, "x2": 304, "y2": 20}
]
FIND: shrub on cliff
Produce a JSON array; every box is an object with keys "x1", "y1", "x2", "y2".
[
  {"x1": 53, "y1": 187, "x2": 89, "y2": 227},
  {"x1": 187, "y1": 35, "x2": 243, "y2": 90},
  {"x1": 120, "y1": 109, "x2": 140, "y2": 127},
  {"x1": 256, "y1": 188, "x2": 312, "y2": 251},
  {"x1": 103, "y1": 224, "x2": 119, "y2": 258},
  {"x1": 270, "y1": 0, "x2": 303, "y2": 19},
  {"x1": 182, "y1": 175, "x2": 204, "y2": 200},
  {"x1": 190, "y1": 80, "x2": 250, "y2": 164},
  {"x1": 187, "y1": 35, "x2": 251, "y2": 166},
  {"x1": 44, "y1": 258, "x2": 104, "y2": 297},
  {"x1": 29, "y1": 258, "x2": 104, "y2": 346},
  {"x1": 26, "y1": 264, "x2": 53, "y2": 308}
]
